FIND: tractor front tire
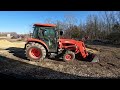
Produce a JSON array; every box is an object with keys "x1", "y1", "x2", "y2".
[
  {"x1": 26, "y1": 42, "x2": 46, "y2": 62},
  {"x1": 63, "y1": 51, "x2": 75, "y2": 62}
]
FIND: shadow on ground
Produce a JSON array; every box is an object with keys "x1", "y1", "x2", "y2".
[
  {"x1": 6, "y1": 47, "x2": 64, "y2": 61},
  {"x1": 3, "y1": 47, "x2": 119, "y2": 79},
  {"x1": 6, "y1": 47, "x2": 27, "y2": 60},
  {"x1": 6, "y1": 47, "x2": 91, "y2": 62},
  {"x1": 0, "y1": 55, "x2": 105, "y2": 79}
]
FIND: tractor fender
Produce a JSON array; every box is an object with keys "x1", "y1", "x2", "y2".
[{"x1": 25, "y1": 38, "x2": 49, "y2": 52}]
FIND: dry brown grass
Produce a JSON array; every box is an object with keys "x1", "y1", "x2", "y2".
[{"x1": 0, "y1": 39, "x2": 25, "y2": 49}]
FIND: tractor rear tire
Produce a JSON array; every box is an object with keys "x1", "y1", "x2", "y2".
[
  {"x1": 26, "y1": 42, "x2": 46, "y2": 62},
  {"x1": 63, "y1": 51, "x2": 75, "y2": 62}
]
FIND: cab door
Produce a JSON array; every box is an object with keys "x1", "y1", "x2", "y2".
[{"x1": 42, "y1": 28, "x2": 58, "y2": 52}]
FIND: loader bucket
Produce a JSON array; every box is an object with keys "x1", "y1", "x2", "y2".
[
  {"x1": 91, "y1": 55, "x2": 99, "y2": 62},
  {"x1": 86, "y1": 53, "x2": 99, "y2": 62}
]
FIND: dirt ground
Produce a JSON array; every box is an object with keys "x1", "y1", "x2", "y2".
[{"x1": 0, "y1": 39, "x2": 120, "y2": 79}]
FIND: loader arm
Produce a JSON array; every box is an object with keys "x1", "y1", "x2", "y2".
[{"x1": 76, "y1": 41, "x2": 88, "y2": 58}]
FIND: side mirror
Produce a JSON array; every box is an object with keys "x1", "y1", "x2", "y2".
[{"x1": 60, "y1": 30, "x2": 63, "y2": 36}]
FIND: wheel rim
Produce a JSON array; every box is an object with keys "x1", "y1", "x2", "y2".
[
  {"x1": 65, "y1": 54, "x2": 73, "y2": 61},
  {"x1": 30, "y1": 48, "x2": 41, "y2": 59}
]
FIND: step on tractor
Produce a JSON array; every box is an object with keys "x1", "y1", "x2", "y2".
[{"x1": 24, "y1": 23, "x2": 99, "y2": 62}]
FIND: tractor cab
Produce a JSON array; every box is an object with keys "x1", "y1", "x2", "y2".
[{"x1": 32, "y1": 23, "x2": 58, "y2": 52}]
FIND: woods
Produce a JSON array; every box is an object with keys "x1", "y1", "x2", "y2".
[{"x1": 46, "y1": 11, "x2": 120, "y2": 45}]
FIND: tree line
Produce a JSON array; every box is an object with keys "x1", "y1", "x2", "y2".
[
  {"x1": 0, "y1": 32, "x2": 17, "y2": 37},
  {"x1": 45, "y1": 11, "x2": 120, "y2": 45}
]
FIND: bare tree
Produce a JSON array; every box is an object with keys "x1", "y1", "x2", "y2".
[
  {"x1": 40, "y1": 11, "x2": 120, "y2": 44},
  {"x1": 63, "y1": 15, "x2": 78, "y2": 38}
]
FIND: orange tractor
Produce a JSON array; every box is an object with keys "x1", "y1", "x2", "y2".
[{"x1": 24, "y1": 23, "x2": 99, "y2": 62}]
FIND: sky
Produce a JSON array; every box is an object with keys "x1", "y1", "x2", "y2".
[{"x1": 0, "y1": 11, "x2": 100, "y2": 34}]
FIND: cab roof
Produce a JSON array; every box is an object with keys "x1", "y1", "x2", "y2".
[{"x1": 34, "y1": 23, "x2": 56, "y2": 27}]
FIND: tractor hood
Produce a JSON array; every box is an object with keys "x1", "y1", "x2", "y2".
[{"x1": 58, "y1": 39, "x2": 80, "y2": 45}]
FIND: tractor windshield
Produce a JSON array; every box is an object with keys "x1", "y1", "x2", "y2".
[
  {"x1": 32, "y1": 26, "x2": 39, "y2": 38},
  {"x1": 32, "y1": 26, "x2": 56, "y2": 38},
  {"x1": 41, "y1": 27, "x2": 56, "y2": 37}
]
